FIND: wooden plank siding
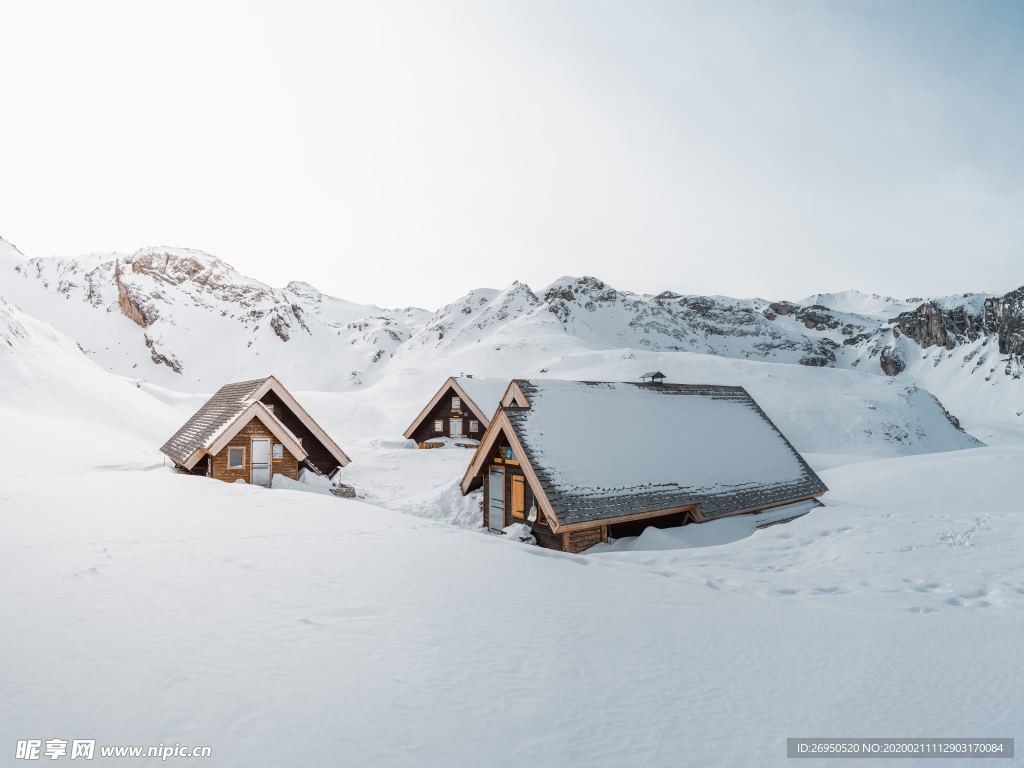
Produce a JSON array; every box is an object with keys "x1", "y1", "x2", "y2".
[
  {"x1": 209, "y1": 417, "x2": 300, "y2": 485},
  {"x1": 476, "y1": 434, "x2": 704, "y2": 552},
  {"x1": 258, "y1": 391, "x2": 340, "y2": 475},
  {"x1": 481, "y1": 439, "x2": 582, "y2": 552},
  {"x1": 408, "y1": 384, "x2": 484, "y2": 445},
  {"x1": 562, "y1": 527, "x2": 608, "y2": 553}
]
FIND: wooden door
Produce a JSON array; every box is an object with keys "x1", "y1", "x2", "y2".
[
  {"x1": 510, "y1": 475, "x2": 525, "y2": 519},
  {"x1": 450, "y1": 418, "x2": 463, "y2": 438}
]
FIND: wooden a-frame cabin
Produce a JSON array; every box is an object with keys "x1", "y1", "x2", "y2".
[
  {"x1": 461, "y1": 378, "x2": 828, "y2": 553},
  {"x1": 403, "y1": 375, "x2": 510, "y2": 448},
  {"x1": 160, "y1": 375, "x2": 350, "y2": 487}
]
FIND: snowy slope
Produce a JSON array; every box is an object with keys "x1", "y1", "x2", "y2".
[
  {"x1": 0, "y1": 297, "x2": 178, "y2": 471},
  {"x1": 0, "y1": 235, "x2": 25, "y2": 267},
  {"x1": 797, "y1": 289, "x2": 921, "y2": 318},
  {"x1": 320, "y1": 348, "x2": 980, "y2": 460},
  {"x1": 2, "y1": 447, "x2": 1022, "y2": 767}
]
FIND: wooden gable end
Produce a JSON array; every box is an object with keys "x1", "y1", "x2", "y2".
[
  {"x1": 406, "y1": 382, "x2": 485, "y2": 446},
  {"x1": 258, "y1": 390, "x2": 342, "y2": 475},
  {"x1": 209, "y1": 417, "x2": 300, "y2": 484}
]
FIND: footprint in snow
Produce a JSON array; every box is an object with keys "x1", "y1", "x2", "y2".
[{"x1": 158, "y1": 672, "x2": 191, "y2": 692}]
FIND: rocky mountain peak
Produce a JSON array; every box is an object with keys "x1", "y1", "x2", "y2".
[{"x1": 285, "y1": 281, "x2": 323, "y2": 303}]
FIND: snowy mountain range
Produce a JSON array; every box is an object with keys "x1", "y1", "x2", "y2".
[{"x1": 1, "y1": 235, "x2": 1020, "y2": 448}]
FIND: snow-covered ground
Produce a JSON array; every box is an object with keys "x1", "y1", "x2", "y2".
[
  {"x1": 2, "y1": 449, "x2": 1022, "y2": 767},
  {"x1": 2, "y1": 270, "x2": 1022, "y2": 766}
]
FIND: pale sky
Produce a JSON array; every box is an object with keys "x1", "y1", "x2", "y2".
[{"x1": 1, "y1": 0, "x2": 1021, "y2": 308}]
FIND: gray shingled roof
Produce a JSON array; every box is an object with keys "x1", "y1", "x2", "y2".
[
  {"x1": 160, "y1": 377, "x2": 270, "y2": 467},
  {"x1": 504, "y1": 380, "x2": 827, "y2": 526}
]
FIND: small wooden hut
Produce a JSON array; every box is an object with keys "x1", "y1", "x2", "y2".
[
  {"x1": 403, "y1": 376, "x2": 509, "y2": 448},
  {"x1": 461, "y1": 379, "x2": 827, "y2": 552},
  {"x1": 160, "y1": 375, "x2": 350, "y2": 486}
]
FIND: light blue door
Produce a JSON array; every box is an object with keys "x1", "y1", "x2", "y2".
[
  {"x1": 488, "y1": 468, "x2": 505, "y2": 531},
  {"x1": 251, "y1": 438, "x2": 271, "y2": 487}
]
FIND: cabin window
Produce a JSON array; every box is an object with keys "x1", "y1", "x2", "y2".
[
  {"x1": 433, "y1": 419, "x2": 444, "y2": 432},
  {"x1": 227, "y1": 447, "x2": 245, "y2": 469},
  {"x1": 452, "y1": 396, "x2": 461, "y2": 410},
  {"x1": 469, "y1": 420, "x2": 479, "y2": 432},
  {"x1": 272, "y1": 443, "x2": 284, "y2": 460}
]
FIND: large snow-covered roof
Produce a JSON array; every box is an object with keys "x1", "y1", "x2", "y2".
[
  {"x1": 503, "y1": 380, "x2": 827, "y2": 525},
  {"x1": 453, "y1": 376, "x2": 508, "y2": 422}
]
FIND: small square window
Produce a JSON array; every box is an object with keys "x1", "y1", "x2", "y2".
[
  {"x1": 434, "y1": 419, "x2": 444, "y2": 432},
  {"x1": 272, "y1": 443, "x2": 284, "y2": 460},
  {"x1": 452, "y1": 396, "x2": 461, "y2": 410},
  {"x1": 227, "y1": 447, "x2": 245, "y2": 469},
  {"x1": 469, "y1": 420, "x2": 479, "y2": 432}
]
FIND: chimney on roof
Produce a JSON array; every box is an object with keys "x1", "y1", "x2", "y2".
[{"x1": 639, "y1": 371, "x2": 666, "y2": 385}]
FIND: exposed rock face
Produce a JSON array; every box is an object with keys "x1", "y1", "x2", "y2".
[
  {"x1": 873, "y1": 285, "x2": 1024, "y2": 378},
  {"x1": 795, "y1": 305, "x2": 841, "y2": 331},
  {"x1": 144, "y1": 334, "x2": 182, "y2": 373},
  {"x1": 115, "y1": 261, "x2": 151, "y2": 327},
  {"x1": 889, "y1": 301, "x2": 982, "y2": 350},
  {"x1": 800, "y1": 338, "x2": 839, "y2": 367},
  {"x1": 880, "y1": 347, "x2": 906, "y2": 376},
  {"x1": 984, "y1": 286, "x2": 1024, "y2": 358},
  {"x1": 767, "y1": 301, "x2": 799, "y2": 317}
]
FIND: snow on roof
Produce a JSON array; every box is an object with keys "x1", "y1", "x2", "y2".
[
  {"x1": 505, "y1": 380, "x2": 827, "y2": 525},
  {"x1": 162, "y1": 376, "x2": 350, "y2": 470},
  {"x1": 453, "y1": 376, "x2": 509, "y2": 422},
  {"x1": 160, "y1": 377, "x2": 269, "y2": 467}
]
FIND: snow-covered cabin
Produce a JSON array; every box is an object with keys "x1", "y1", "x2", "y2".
[
  {"x1": 160, "y1": 375, "x2": 351, "y2": 486},
  {"x1": 640, "y1": 370, "x2": 666, "y2": 384},
  {"x1": 460, "y1": 379, "x2": 828, "y2": 552},
  {"x1": 403, "y1": 376, "x2": 510, "y2": 448}
]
